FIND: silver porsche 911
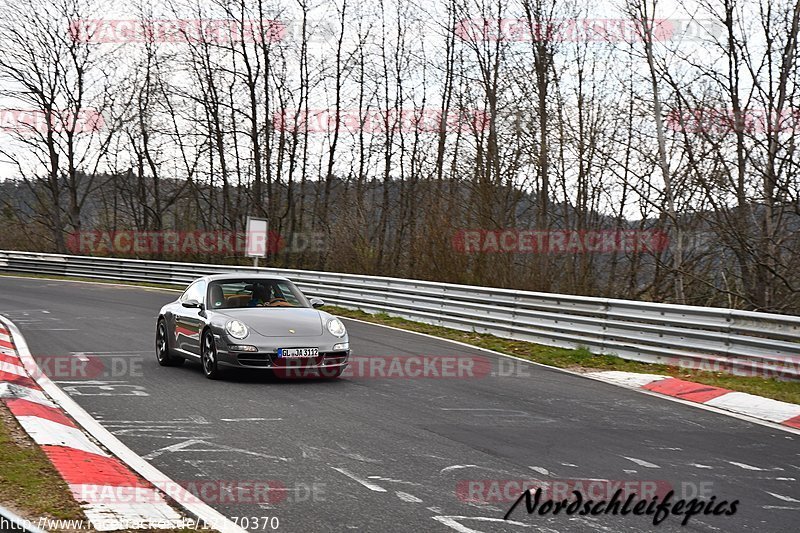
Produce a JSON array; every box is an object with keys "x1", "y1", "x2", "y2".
[{"x1": 155, "y1": 274, "x2": 349, "y2": 379}]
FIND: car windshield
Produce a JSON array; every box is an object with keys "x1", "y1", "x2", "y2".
[{"x1": 206, "y1": 279, "x2": 309, "y2": 309}]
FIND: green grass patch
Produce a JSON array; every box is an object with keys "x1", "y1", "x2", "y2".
[{"x1": 328, "y1": 306, "x2": 800, "y2": 405}]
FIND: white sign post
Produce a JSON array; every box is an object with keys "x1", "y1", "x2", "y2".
[{"x1": 245, "y1": 216, "x2": 269, "y2": 268}]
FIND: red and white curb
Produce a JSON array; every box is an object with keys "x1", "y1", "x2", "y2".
[
  {"x1": 584, "y1": 371, "x2": 800, "y2": 430},
  {"x1": 0, "y1": 316, "x2": 246, "y2": 533}
]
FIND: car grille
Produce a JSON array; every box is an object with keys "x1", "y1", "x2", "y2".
[
  {"x1": 322, "y1": 351, "x2": 348, "y2": 365},
  {"x1": 236, "y1": 353, "x2": 270, "y2": 367},
  {"x1": 236, "y1": 350, "x2": 348, "y2": 368}
]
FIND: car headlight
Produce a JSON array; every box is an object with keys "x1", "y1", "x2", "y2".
[
  {"x1": 327, "y1": 318, "x2": 346, "y2": 337},
  {"x1": 225, "y1": 320, "x2": 249, "y2": 339}
]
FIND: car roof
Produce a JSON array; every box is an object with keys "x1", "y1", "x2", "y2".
[{"x1": 201, "y1": 273, "x2": 292, "y2": 283}]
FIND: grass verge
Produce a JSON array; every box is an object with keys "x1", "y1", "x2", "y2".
[{"x1": 328, "y1": 306, "x2": 800, "y2": 405}]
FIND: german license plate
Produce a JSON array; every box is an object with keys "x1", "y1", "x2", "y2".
[{"x1": 278, "y1": 348, "x2": 319, "y2": 358}]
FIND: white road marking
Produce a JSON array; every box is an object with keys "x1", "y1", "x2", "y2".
[
  {"x1": 623, "y1": 469, "x2": 638, "y2": 474},
  {"x1": 432, "y1": 516, "x2": 534, "y2": 533},
  {"x1": 575, "y1": 516, "x2": 617, "y2": 532},
  {"x1": 59, "y1": 381, "x2": 149, "y2": 396},
  {"x1": 441, "y1": 464, "x2": 479, "y2": 473},
  {"x1": 440, "y1": 408, "x2": 514, "y2": 411},
  {"x1": 561, "y1": 462, "x2": 578, "y2": 467},
  {"x1": 766, "y1": 492, "x2": 800, "y2": 503},
  {"x1": 97, "y1": 416, "x2": 211, "y2": 430},
  {"x1": 621, "y1": 456, "x2": 660, "y2": 469},
  {"x1": 439, "y1": 408, "x2": 529, "y2": 417},
  {"x1": 142, "y1": 438, "x2": 290, "y2": 462},
  {"x1": 464, "y1": 501, "x2": 503, "y2": 512},
  {"x1": 395, "y1": 491, "x2": 423, "y2": 503},
  {"x1": 727, "y1": 461, "x2": 764, "y2": 471},
  {"x1": 299, "y1": 444, "x2": 382, "y2": 464},
  {"x1": 220, "y1": 418, "x2": 283, "y2": 422},
  {"x1": 101, "y1": 422, "x2": 187, "y2": 428},
  {"x1": 331, "y1": 467, "x2": 387, "y2": 492},
  {"x1": 691, "y1": 520, "x2": 723, "y2": 531},
  {"x1": 690, "y1": 463, "x2": 713, "y2": 469},
  {"x1": 109, "y1": 426, "x2": 216, "y2": 440},
  {"x1": 366, "y1": 476, "x2": 422, "y2": 486},
  {"x1": 528, "y1": 466, "x2": 550, "y2": 476},
  {"x1": 762, "y1": 506, "x2": 800, "y2": 510}
]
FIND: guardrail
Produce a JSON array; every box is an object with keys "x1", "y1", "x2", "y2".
[{"x1": 1, "y1": 250, "x2": 798, "y2": 378}]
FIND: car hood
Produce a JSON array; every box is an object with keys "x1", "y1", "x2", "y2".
[{"x1": 220, "y1": 308, "x2": 325, "y2": 337}]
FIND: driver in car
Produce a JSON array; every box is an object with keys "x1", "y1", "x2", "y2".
[
  {"x1": 267, "y1": 286, "x2": 294, "y2": 307},
  {"x1": 247, "y1": 284, "x2": 270, "y2": 307},
  {"x1": 248, "y1": 284, "x2": 294, "y2": 307}
]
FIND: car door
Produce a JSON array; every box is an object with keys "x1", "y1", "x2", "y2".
[{"x1": 174, "y1": 280, "x2": 207, "y2": 356}]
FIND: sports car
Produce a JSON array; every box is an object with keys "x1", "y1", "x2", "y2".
[{"x1": 155, "y1": 274, "x2": 349, "y2": 379}]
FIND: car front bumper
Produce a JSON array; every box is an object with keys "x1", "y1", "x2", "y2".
[{"x1": 213, "y1": 333, "x2": 350, "y2": 371}]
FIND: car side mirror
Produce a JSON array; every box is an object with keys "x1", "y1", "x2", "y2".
[
  {"x1": 310, "y1": 298, "x2": 325, "y2": 308},
  {"x1": 182, "y1": 299, "x2": 202, "y2": 309}
]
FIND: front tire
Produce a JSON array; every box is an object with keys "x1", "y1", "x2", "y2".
[
  {"x1": 201, "y1": 330, "x2": 223, "y2": 380},
  {"x1": 156, "y1": 318, "x2": 184, "y2": 367}
]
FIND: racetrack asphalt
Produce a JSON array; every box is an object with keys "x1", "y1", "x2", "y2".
[{"x1": 0, "y1": 276, "x2": 798, "y2": 532}]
